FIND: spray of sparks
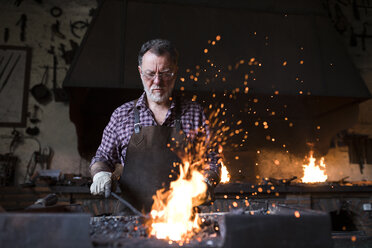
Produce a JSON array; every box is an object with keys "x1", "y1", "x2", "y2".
[{"x1": 148, "y1": 33, "x2": 314, "y2": 242}]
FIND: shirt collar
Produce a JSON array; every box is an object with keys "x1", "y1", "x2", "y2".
[{"x1": 135, "y1": 92, "x2": 147, "y2": 109}]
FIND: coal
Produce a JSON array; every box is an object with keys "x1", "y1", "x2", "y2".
[{"x1": 90, "y1": 214, "x2": 223, "y2": 247}]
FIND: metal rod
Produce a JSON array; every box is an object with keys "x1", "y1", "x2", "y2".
[{"x1": 111, "y1": 192, "x2": 144, "y2": 217}]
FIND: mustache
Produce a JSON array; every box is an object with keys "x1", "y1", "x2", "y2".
[{"x1": 150, "y1": 85, "x2": 164, "y2": 91}]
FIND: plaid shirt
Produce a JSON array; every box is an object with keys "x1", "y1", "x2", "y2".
[{"x1": 91, "y1": 92, "x2": 220, "y2": 179}]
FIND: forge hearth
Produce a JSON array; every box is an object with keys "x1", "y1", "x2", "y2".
[
  {"x1": 0, "y1": 204, "x2": 333, "y2": 248},
  {"x1": 89, "y1": 205, "x2": 331, "y2": 248},
  {"x1": 90, "y1": 214, "x2": 223, "y2": 248}
]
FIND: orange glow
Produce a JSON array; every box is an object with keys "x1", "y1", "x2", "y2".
[
  {"x1": 220, "y1": 161, "x2": 231, "y2": 183},
  {"x1": 216, "y1": 35, "x2": 221, "y2": 41},
  {"x1": 294, "y1": 211, "x2": 300, "y2": 218},
  {"x1": 204, "y1": 49, "x2": 208, "y2": 53},
  {"x1": 301, "y1": 152, "x2": 327, "y2": 183},
  {"x1": 149, "y1": 162, "x2": 207, "y2": 241}
]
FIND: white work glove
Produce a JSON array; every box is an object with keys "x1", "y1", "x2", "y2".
[{"x1": 90, "y1": 171, "x2": 112, "y2": 196}]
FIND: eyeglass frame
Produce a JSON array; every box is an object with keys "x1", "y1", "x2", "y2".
[{"x1": 139, "y1": 68, "x2": 176, "y2": 81}]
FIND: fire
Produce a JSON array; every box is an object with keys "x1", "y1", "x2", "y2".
[
  {"x1": 301, "y1": 152, "x2": 327, "y2": 183},
  {"x1": 149, "y1": 161, "x2": 207, "y2": 241},
  {"x1": 220, "y1": 161, "x2": 230, "y2": 183}
]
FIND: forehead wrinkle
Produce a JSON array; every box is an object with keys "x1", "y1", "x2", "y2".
[{"x1": 141, "y1": 52, "x2": 173, "y2": 73}]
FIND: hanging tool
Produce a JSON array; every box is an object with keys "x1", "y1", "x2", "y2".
[
  {"x1": 16, "y1": 14, "x2": 27, "y2": 42},
  {"x1": 9, "y1": 129, "x2": 21, "y2": 154},
  {"x1": 51, "y1": 20, "x2": 65, "y2": 41},
  {"x1": 26, "y1": 105, "x2": 41, "y2": 136},
  {"x1": 51, "y1": 55, "x2": 68, "y2": 102},
  {"x1": 30, "y1": 66, "x2": 52, "y2": 105},
  {"x1": 24, "y1": 151, "x2": 39, "y2": 184},
  {"x1": 70, "y1": 20, "x2": 89, "y2": 39},
  {"x1": 24, "y1": 146, "x2": 52, "y2": 183},
  {"x1": 50, "y1": 6, "x2": 62, "y2": 18},
  {"x1": 59, "y1": 40, "x2": 79, "y2": 64},
  {"x1": 52, "y1": 55, "x2": 57, "y2": 97}
]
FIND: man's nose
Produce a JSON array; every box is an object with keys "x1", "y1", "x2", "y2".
[{"x1": 153, "y1": 74, "x2": 162, "y2": 84}]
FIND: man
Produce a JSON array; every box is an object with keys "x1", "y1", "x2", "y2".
[{"x1": 90, "y1": 39, "x2": 220, "y2": 212}]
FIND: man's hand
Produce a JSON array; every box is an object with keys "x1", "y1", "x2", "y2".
[{"x1": 90, "y1": 171, "x2": 112, "y2": 196}]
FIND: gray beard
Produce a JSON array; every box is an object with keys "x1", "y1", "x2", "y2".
[{"x1": 143, "y1": 83, "x2": 174, "y2": 104}]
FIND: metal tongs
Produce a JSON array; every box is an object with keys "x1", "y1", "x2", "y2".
[
  {"x1": 109, "y1": 191, "x2": 144, "y2": 217},
  {"x1": 104, "y1": 164, "x2": 144, "y2": 217}
]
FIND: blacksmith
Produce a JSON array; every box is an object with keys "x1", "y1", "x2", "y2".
[{"x1": 89, "y1": 39, "x2": 220, "y2": 212}]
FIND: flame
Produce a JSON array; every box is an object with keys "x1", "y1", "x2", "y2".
[
  {"x1": 220, "y1": 161, "x2": 231, "y2": 183},
  {"x1": 149, "y1": 161, "x2": 207, "y2": 241},
  {"x1": 301, "y1": 152, "x2": 327, "y2": 183}
]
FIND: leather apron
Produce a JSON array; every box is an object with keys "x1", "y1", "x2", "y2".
[{"x1": 119, "y1": 100, "x2": 186, "y2": 213}]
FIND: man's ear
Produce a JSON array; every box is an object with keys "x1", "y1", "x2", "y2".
[{"x1": 138, "y1": 66, "x2": 142, "y2": 75}]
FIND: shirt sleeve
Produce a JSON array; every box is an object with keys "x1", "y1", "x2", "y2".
[{"x1": 91, "y1": 109, "x2": 122, "y2": 171}]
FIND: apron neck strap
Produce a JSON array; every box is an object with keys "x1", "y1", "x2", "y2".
[{"x1": 133, "y1": 100, "x2": 141, "y2": 134}]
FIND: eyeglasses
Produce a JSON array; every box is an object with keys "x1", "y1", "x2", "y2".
[{"x1": 141, "y1": 70, "x2": 175, "y2": 81}]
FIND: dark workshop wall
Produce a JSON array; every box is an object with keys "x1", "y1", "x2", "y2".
[{"x1": 0, "y1": 0, "x2": 97, "y2": 184}]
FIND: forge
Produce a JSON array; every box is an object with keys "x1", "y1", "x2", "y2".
[{"x1": 0, "y1": 204, "x2": 332, "y2": 248}]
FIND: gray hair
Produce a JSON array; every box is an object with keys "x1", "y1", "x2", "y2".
[{"x1": 138, "y1": 39, "x2": 179, "y2": 66}]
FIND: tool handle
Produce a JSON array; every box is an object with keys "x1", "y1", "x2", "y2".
[{"x1": 104, "y1": 181, "x2": 111, "y2": 198}]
